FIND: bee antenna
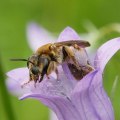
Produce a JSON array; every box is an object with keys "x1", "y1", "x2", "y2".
[
  {"x1": 10, "y1": 58, "x2": 28, "y2": 61},
  {"x1": 10, "y1": 58, "x2": 34, "y2": 65}
]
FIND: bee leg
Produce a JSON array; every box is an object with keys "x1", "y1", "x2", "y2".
[
  {"x1": 21, "y1": 73, "x2": 32, "y2": 88},
  {"x1": 81, "y1": 64, "x2": 94, "y2": 74},
  {"x1": 39, "y1": 75, "x2": 43, "y2": 82},
  {"x1": 46, "y1": 75, "x2": 50, "y2": 79},
  {"x1": 63, "y1": 46, "x2": 80, "y2": 70},
  {"x1": 55, "y1": 68, "x2": 59, "y2": 80},
  {"x1": 47, "y1": 61, "x2": 57, "y2": 79},
  {"x1": 33, "y1": 78, "x2": 39, "y2": 87},
  {"x1": 21, "y1": 80, "x2": 31, "y2": 88},
  {"x1": 87, "y1": 64, "x2": 95, "y2": 71}
]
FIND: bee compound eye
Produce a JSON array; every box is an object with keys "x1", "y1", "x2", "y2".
[{"x1": 31, "y1": 66, "x2": 39, "y2": 75}]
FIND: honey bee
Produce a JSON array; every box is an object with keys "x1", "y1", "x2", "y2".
[{"x1": 11, "y1": 40, "x2": 94, "y2": 86}]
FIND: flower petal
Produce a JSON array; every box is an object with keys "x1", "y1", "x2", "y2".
[
  {"x1": 57, "y1": 27, "x2": 83, "y2": 86},
  {"x1": 6, "y1": 66, "x2": 73, "y2": 98},
  {"x1": 94, "y1": 37, "x2": 120, "y2": 72},
  {"x1": 57, "y1": 27, "x2": 80, "y2": 42},
  {"x1": 26, "y1": 23, "x2": 56, "y2": 51},
  {"x1": 28, "y1": 67, "x2": 73, "y2": 98},
  {"x1": 71, "y1": 70, "x2": 114, "y2": 120},
  {"x1": 6, "y1": 78, "x2": 30, "y2": 96},
  {"x1": 7, "y1": 67, "x2": 29, "y2": 81},
  {"x1": 20, "y1": 94, "x2": 80, "y2": 120},
  {"x1": 6, "y1": 68, "x2": 31, "y2": 96}
]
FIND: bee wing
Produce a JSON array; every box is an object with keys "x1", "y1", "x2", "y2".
[{"x1": 54, "y1": 40, "x2": 90, "y2": 48}]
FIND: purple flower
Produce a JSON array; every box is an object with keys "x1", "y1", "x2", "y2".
[{"x1": 6, "y1": 24, "x2": 120, "y2": 120}]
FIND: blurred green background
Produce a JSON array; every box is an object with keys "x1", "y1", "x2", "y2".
[{"x1": 0, "y1": 0, "x2": 120, "y2": 120}]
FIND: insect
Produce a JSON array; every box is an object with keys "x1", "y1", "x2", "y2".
[{"x1": 11, "y1": 40, "x2": 94, "y2": 86}]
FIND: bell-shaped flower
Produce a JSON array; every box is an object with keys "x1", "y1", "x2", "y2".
[{"x1": 6, "y1": 24, "x2": 120, "y2": 120}]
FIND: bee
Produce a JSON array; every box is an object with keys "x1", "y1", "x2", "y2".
[{"x1": 11, "y1": 40, "x2": 94, "y2": 86}]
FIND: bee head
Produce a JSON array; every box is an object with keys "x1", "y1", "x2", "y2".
[
  {"x1": 28, "y1": 54, "x2": 50, "y2": 75},
  {"x1": 29, "y1": 54, "x2": 50, "y2": 82},
  {"x1": 10, "y1": 54, "x2": 50, "y2": 82}
]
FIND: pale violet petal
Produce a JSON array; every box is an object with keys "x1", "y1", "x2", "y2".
[
  {"x1": 57, "y1": 27, "x2": 80, "y2": 42},
  {"x1": 20, "y1": 94, "x2": 80, "y2": 120},
  {"x1": 71, "y1": 70, "x2": 114, "y2": 120},
  {"x1": 26, "y1": 23, "x2": 56, "y2": 51},
  {"x1": 6, "y1": 66, "x2": 73, "y2": 98},
  {"x1": 6, "y1": 78, "x2": 31, "y2": 96},
  {"x1": 20, "y1": 70, "x2": 114, "y2": 120},
  {"x1": 7, "y1": 67, "x2": 29, "y2": 82},
  {"x1": 6, "y1": 68, "x2": 31, "y2": 96},
  {"x1": 27, "y1": 66, "x2": 73, "y2": 97},
  {"x1": 94, "y1": 37, "x2": 120, "y2": 72}
]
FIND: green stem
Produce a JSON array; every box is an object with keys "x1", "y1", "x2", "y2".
[{"x1": 0, "y1": 57, "x2": 16, "y2": 120}]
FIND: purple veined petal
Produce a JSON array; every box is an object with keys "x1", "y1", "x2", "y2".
[
  {"x1": 6, "y1": 78, "x2": 31, "y2": 96},
  {"x1": 62, "y1": 63, "x2": 78, "y2": 88},
  {"x1": 57, "y1": 27, "x2": 80, "y2": 42},
  {"x1": 20, "y1": 94, "x2": 80, "y2": 120},
  {"x1": 94, "y1": 37, "x2": 120, "y2": 72},
  {"x1": 6, "y1": 66, "x2": 73, "y2": 98},
  {"x1": 26, "y1": 22, "x2": 56, "y2": 51},
  {"x1": 7, "y1": 67, "x2": 29, "y2": 81},
  {"x1": 71, "y1": 70, "x2": 114, "y2": 120},
  {"x1": 6, "y1": 67, "x2": 31, "y2": 96}
]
